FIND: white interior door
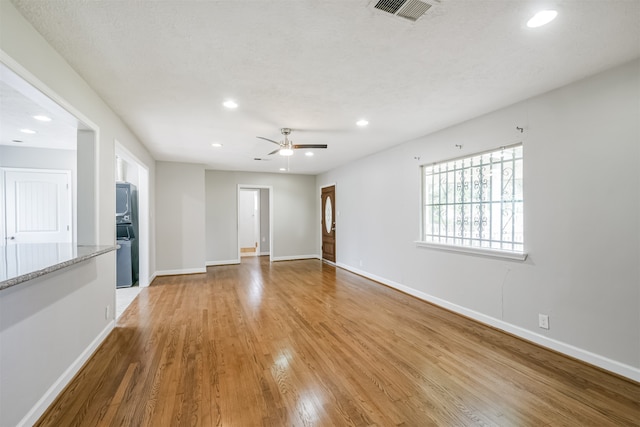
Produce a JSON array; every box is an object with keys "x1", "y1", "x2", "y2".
[
  {"x1": 239, "y1": 189, "x2": 260, "y2": 256},
  {"x1": 3, "y1": 169, "x2": 72, "y2": 244}
]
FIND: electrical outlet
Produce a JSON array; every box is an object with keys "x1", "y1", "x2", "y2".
[
  {"x1": 538, "y1": 314, "x2": 549, "y2": 330},
  {"x1": 105, "y1": 305, "x2": 110, "y2": 320}
]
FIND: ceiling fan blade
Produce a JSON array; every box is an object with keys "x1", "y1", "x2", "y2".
[
  {"x1": 292, "y1": 144, "x2": 328, "y2": 149},
  {"x1": 257, "y1": 136, "x2": 281, "y2": 146},
  {"x1": 267, "y1": 148, "x2": 281, "y2": 155}
]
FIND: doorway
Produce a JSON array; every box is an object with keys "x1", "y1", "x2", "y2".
[
  {"x1": 321, "y1": 184, "x2": 336, "y2": 263},
  {"x1": 239, "y1": 189, "x2": 260, "y2": 256},
  {"x1": 114, "y1": 144, "x2": 150, "y2": 318},
  {"x1": 237, "y1": 185, "x2": 272, "y2": 261},
  {"x1": 114, "y1": 144, "x2": 150, "y2": 287}
]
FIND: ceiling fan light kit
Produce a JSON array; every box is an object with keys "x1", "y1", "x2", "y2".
[{"x1": 222, "y1": 100, "x2": 238, "y2": 109}]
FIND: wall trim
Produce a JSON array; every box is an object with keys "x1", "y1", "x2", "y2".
[
  {"x1": 272, "y1": 254, "x2": 320, "y2": 262},
  {"x1": 17, "y1": 320, "x2": 115, "y2": 427},
  {"x1": 155, "y1": 267, "x2": 207, "y2": 276},
  {"x1": 336, "y1": 262, "x2": 640, "y2": 383},
  {"x1": 206, "y1": 259, "x2": 240, "y2": 266}
]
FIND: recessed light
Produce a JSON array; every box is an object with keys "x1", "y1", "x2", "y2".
[
  {"x1": 356, "y1": 119, "x2": 369, "y2": 127},
  {"x1": 305, "y1": 152, "x2": 314, "y2": 157},
  {"x1": 211, "y1": 143, "x2": 223, "y2": 148},
  {"x1": 527, "y1": 10, "x2": 557, "y2": 28},
  {"x1": 279, "y1": 167, "x2": 287, "y2": 172},
  {"x1": 33, "y1": 115, "x2": 51, "y2": 122},
  {"x1": 12, "y1": 139, "x2": 23, "y2": 143},
  {"x1": 20, "y1": 129, "x2": 36, "y2": 134},
  {"x1": 223, "y1": 100, "x2": 238, "y2": 109}
]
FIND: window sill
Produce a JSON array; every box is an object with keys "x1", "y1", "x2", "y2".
[{"x1": 415, "y1": 241, "x2": 528, "y2": 261}]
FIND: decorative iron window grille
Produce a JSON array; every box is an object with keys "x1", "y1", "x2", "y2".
[{"x1": 422, "y1": 144, "x2": 524, "y2": 254}]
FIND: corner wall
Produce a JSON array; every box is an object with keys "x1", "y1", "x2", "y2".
[{"x1": 317, "y1": 59, "x2": 640, "y2": 380}]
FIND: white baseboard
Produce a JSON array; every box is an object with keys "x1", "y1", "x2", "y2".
[
  {"x1": 271, "y1": 254, "x2": 320, "y2": 262},
  {"x1": 155, "y1": 267, "x2": 207, "y2": 276},
  {"x1": 258, "y1": 252, "x2": 270, "y2": 256},
  {"x1": 148, "y1": 272, "x2": 157, "y2": 285},
  {"x1": 18, "y1": 321, "x2": 115, "y2": 427},
  {"x1": 206, "y1": 259, "x2": 240, "y2": 266},
  {"x1": 337, "y1": 262, "x2": 640, "y2": 383}
]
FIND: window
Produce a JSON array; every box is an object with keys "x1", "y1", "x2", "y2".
[{"x1": 421, "y1": 144, "x2": 524, "y2": 258}]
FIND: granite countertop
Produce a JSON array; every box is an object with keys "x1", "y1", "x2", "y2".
[{"x1": 0, "y1": 243, "x2": 117, "y2": 291}]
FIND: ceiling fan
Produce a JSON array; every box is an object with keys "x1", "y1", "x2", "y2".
[{"x1": 257, "y1": 128, "x2": 327, "y2": 156}]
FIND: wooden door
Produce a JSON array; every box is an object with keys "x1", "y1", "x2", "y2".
[
  {"x1": 3, "y1": 169, "x2": 72, "y2": 244},
  {"x1": 321, "y1": 185, "x2": 336, "y2": 262}
]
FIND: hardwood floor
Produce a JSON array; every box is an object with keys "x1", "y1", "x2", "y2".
[{"x1": 37, "y1": 257, "x2": 639, "y2": 426}]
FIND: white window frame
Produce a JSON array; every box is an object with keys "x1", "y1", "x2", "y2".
[{"x1": 416, "y1": 144, "x2": 527, "y2": 261}]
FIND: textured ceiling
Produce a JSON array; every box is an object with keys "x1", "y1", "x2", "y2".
[{"x1": 8, "y1": 0, "x2": 640, "y2": 174}]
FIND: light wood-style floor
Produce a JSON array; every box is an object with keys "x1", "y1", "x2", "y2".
[{"x1": 37, "y1": 257, "x2": 639, "y2": 426}]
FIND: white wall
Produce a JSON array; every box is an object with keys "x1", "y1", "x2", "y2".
[
  {"x1": 156, "y1": 161, "x2": 206, "y2": 274},
  {"x1": 205, "y1": 170, "x2": 316, "y2": 263},
  {"x1": 0, "y1": 2, "x2": 156, "y2": 425},
  {"x1": 0, "y1": 145, "x2": 76, "y2": 170},
  {"x1": 0, "y1": 255, "x2": 115, "y2": 426},
  {"x1": 318, "y1": 59, "x2": 640, "y2": 380}
]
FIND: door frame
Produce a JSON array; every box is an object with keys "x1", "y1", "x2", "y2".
[
  {"x1": 237, "y1": 184, "x2": 273, "y2": 262},
  {"x1": 320, "y1": 182, "x2": 337, "y2": 264}
]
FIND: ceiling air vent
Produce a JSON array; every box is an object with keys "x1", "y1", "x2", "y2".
[
  {"x1": 374, "y1": 0, "x2": 406, "y2": 14},
  {"x1": 373, "y1": 0, "x2": 433, "y2": 22}
]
